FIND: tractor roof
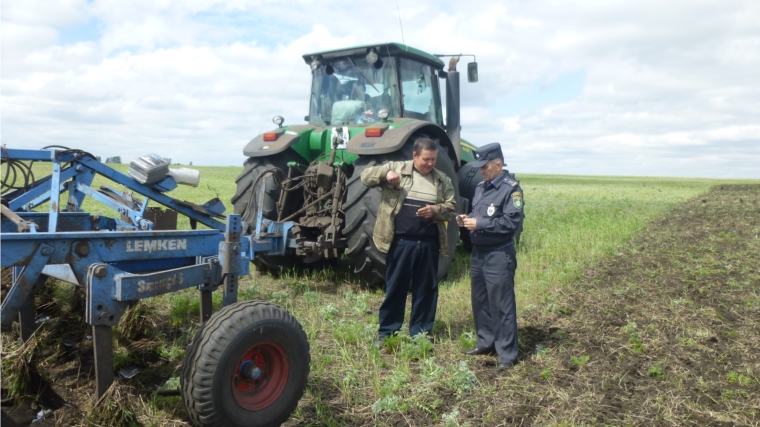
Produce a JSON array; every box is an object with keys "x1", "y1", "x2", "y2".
[{"x1": 302, "y1": 43, "x2": 445, "y2": 69}]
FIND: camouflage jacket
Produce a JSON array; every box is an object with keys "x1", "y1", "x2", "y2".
[{"x1": 360, "y1": 160, "x2": 456, "y2": 257}]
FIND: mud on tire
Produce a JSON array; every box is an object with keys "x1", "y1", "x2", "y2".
[{"x1": 180, "y1": 301, "x2": 310, "y2": 427}]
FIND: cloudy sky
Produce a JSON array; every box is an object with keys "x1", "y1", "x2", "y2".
[{"x1": 2, "y1": 0, "x2": 759, "y2": 178}]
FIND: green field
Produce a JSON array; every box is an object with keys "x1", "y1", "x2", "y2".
[
  {"x1": 29, "y1": 162, "x2": 735, "y2": 305},
  {"x1": 2, "y1": 163, "x2": 758, "y2": 426},
  {"x1": 61, "y1": 164, "x2": 739, "y2": 305}
]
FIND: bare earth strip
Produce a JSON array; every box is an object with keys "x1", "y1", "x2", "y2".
[{"x1": 449, "y1": 184, "x2": 759, "y2": 426}]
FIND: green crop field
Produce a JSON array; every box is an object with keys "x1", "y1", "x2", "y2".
[{"x1": 2, "y1": 163, "x2": 758, "y2": 426}]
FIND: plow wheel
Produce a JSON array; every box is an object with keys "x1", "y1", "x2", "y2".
[
  {"x1": 232, "y1": 150, "x2": 305, "y2": 272},
  {"x1": 181, "y1": 301, "x2": 310, "y2": 427},
  {"x1": 343, "y1": 138, "x2": 460, "y2": 287}
]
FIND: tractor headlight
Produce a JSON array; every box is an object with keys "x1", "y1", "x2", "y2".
[
  {"x1": 377, "y1": 109, "x2": 389, "y2": 120},
  {"x1": 272, "y1": 116, "x2": 284, "y2": 127}
]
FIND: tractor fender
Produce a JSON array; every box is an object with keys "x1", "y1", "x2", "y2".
[
  {"x1": 346, "y1": 121, "x2": 460, "y2": 167},
  {"x1": 242, "y1": 125, "x2": 315, "y2": 158}
]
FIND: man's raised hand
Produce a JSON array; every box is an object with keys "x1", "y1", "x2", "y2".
[{"x1": 385, "y1": 170, "x2": 401, "y2": 187}]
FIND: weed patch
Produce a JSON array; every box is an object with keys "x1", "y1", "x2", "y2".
[{"x1": 88, "y1": 383, "x2": 139, "y2": 426}]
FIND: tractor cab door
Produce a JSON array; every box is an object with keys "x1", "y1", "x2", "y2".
[{"x1": 397, "y1": 58, "x2": 441, "y2": 126}]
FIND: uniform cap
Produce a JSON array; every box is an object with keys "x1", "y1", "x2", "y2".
[{"x1": 469, "y1": 142, "x2": 504, "y2": 168}]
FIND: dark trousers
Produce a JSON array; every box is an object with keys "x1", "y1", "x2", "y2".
[
  {"x1": 378, "y1": 237, "x2": 440, "y2": 338},
  {"x1": 470, "y1": 243, "x2": 518, "y2": 364}
]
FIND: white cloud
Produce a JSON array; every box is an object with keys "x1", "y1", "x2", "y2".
[
  {"x1": 1, "y1": 0, "x2": 758, "y2": 178},
  {"x1": 2, "y1": 0, "x2": 90, "y2": 26},
  {"x1": 502, "y1": 117, "x2": 521, "y2": 133}
]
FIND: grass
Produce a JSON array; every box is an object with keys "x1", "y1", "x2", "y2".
[
  {"x1": 3, "y1": 160, "x2": 759, "y2": 425},
  {"x1": 18, "y1": 161, "x2": 746, "y2": 307},
  {"x1": 511, "y1": 174, "x2": 729, "y2": 305},
  {"x1": 570, "y1": 355, "x2": 590, "y2": 369}
]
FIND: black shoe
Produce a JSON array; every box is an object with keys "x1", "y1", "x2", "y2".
[
  {"x1": 495, "y1": 363, "x2": 515, "y2": 374},
  {"x1": 373, "y1": 338, "x2": 386, "y2": 349},
  {"x1": 461, "y1": 347, "x2": 495, "y2": 356}
]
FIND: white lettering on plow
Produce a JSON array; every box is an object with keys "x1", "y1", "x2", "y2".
[
  {"x1": 126, "y1": 239, "x2": 188, "y2": 253},
  {"x1": 137, "y1": 272, "x2": 184, "y2": 293}
]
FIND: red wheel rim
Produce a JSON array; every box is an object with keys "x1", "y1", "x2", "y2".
[{"x1": 231, "y1": 342, "x2": 290, "y2": 411}]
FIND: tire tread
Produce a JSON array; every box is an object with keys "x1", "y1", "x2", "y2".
[{"x1": 181, "y1": 301, "x2": 310, "y2": 427}]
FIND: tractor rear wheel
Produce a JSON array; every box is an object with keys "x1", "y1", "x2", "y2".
[
  {"x1": 343, "y1": 138, "x2": 460, "y2": 287},
  {"x1": 180, "y1": 301, "x2": 310, "y2": 427},
  {"x1": 232, "y1": 150, "x2": 304, "y2": 272}
]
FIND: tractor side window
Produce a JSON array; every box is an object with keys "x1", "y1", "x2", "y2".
[
  {"x1": 399, "y1": 59, "x2": 435, "y2": 122},
  {"x1": 308, "y1": 55, "x2": 399, "y2": 126}
]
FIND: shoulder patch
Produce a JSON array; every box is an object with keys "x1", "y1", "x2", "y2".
[
  {"x1": 505, "y1": 179, "x2": 518, "y2": 187},
  {"x1": 512, "y1": 191, "x2": 523, "y2": 209}
]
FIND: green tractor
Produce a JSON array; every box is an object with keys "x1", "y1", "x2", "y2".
[{"x1": 232, "y1": 43, "x2": 500, "y2": 286}]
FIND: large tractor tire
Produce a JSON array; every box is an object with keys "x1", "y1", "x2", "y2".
[
  {"x1": 343, "y1": 138, "x2": 460, "y2": 287},
  {"x1": 457, "y1": 162, "x2": 524, "y2": 249},
  {"x1": 232, "y1": 150, "x2": 304, "y2": 272},
  {"x1": 181, "y1": 301, "x2": 310, "y2": 427}
]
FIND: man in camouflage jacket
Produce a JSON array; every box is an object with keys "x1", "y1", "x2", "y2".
[{"x1": 361, "y1": 137, "x2": 456, "y2": 347}]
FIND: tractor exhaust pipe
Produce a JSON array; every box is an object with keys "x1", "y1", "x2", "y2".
[{"x1": 446, "y1": 56, "x2": 461, "y2": 160}]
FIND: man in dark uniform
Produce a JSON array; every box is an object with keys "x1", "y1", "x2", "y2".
[{"x1": 456, "y1": 142, "x2": 524, "y2": 373}]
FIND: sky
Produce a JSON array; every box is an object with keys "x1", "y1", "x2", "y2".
[{"x1": 2, "y1": 0, "x2": 759, "y2": 178}]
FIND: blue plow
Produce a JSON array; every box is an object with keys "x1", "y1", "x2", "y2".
[{"x1": 1, "y1": 148, "x2": 296, "y2": 399}]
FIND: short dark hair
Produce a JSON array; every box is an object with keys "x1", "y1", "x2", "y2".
[{"x1": 413, "y1": 136, "x2": 438, "y2": 155}]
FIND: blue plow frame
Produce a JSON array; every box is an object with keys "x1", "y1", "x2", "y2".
[{"x1": 0, "y1": 148, "x2": 295, "y2": 398}]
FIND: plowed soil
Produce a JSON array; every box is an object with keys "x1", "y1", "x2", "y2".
[{"x1": 446, "y1": 184, "x2": 759, "y2": 426}]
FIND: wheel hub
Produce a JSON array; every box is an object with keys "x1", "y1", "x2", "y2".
[{"x1": 231, "y1": 342, "x2": 290, "y2": 411}]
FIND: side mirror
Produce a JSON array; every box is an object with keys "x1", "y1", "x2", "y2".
[{"x1": 467, "y1": 62, "x2": 478, "y2": 83}]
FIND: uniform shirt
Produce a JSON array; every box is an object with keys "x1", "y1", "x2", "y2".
[{"x1": 469, "y1": 171, "x2": 524, "y2": 249}]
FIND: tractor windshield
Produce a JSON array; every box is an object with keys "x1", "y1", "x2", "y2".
[{"x1": 308, "y1": 54, "x2": 400, "y2": 126}]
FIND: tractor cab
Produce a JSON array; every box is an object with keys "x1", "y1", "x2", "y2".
[{"x1": 304, "y1": 43, "x2": 447, "y2": 127}]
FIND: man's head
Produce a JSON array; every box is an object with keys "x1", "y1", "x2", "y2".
[
  {"x1": 412, "y1": 137, "x2": 438, "y2": 175},
  {"x1": 470, "y1": 142, "x2": 505, "y2": 182},
  {"x1": 479, "y1": 158, "x2": 503, "y2": 182}
]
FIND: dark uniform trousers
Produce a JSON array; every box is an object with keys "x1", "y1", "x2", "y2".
[
  {"x1": 378, "y1": 237, "x2": 440, "y2": 338},
  {"x1": 471, "y1": 242, "x2": 518, "y2": 364}
]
